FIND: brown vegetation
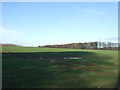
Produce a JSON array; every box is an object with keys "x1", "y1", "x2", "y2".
[{"x1": 0, "y1": 44, "x2": 18, "y2": 46}]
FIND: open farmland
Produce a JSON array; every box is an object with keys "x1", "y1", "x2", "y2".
[{"x1": 2, "y1": 46, "x2": 118, "y2": 88}]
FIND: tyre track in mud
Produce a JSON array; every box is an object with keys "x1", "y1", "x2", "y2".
[{"x1": 49, "y1": 62, "x2": 114, "y2": 75}]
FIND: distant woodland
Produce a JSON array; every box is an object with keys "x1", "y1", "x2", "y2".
[
  {"x1": 0, "y1": 44, "x2": 18, "y2": 46},
  {"x1": 39, "y1": 41, "x2": 120, "y2": 50}
]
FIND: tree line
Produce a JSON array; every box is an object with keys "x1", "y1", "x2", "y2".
[
  {"x1": 0, "y1": 44, "x2": 18, "y2": 46},
  {"x1": 39, "y1": 41, "x2": 120, "y2": 50}
]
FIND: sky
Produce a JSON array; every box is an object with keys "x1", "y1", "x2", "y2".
[{"x1": 1, "y1": 2, "x2": 118, "y2": 46}]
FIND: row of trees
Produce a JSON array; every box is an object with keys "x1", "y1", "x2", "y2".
[
  {"x1": 39, "y1": 41, "x2": 120, "y2": 50},
  {"x1": 0, "y1": 44, "x2": 18, "y2": 46}
]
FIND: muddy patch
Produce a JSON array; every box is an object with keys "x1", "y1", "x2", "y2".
[{"x1": 64, "y1": 57, "x2": 82, "y2": 60}]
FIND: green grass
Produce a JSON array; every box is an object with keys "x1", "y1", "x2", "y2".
[
  {"x1": 2, "y1": 46, "x2": 82, "y2": 53},
  {"x1": 2, "y1": 46, "x2": 118, "y2": 88}
]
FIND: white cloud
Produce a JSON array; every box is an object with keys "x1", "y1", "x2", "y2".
[
  {"x1": 0, "y1": 27, "x2": 22, "y2": 34},
  {"x1": 100, "y1": 37, "x2": 118, "y2": 43},
  {"x1": 0, "y1": 27, "x2": 25, "y2": 43},
  {"x1": 0, "y1": 27, "x2": 39, "y2": 46},
  {"x1": 101, "y1": 37, "x2": 119, "y2": 40},
  {"x1": 83, "y1": 8, "x2": 106, "y2": 15}
]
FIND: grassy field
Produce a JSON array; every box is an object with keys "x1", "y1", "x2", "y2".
[{"x1": 2, "y1": 46, "x2": 119, "y2": 88}]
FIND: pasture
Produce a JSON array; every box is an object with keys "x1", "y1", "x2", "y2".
[{"x1": 2, "y1": 46, "x2": 118, "y2": 88}]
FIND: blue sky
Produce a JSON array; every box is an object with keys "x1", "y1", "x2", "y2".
[{"x1": 1, "y1": 2, "x2": 118, "y2": 46}]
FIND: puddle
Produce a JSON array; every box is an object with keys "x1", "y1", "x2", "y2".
[
  {"x1": 38, "y1": 57, "x2": 81, "y2": 62},
  {"x1": 39, "y1": 57, "x2": 59, "y2": 62},
  {"x1": 39, "y1": 58, "x2": 44, "y2": 59},
  {"x1": 50, "y1": 59, "x2": 55, "y2": 62},
  {"x1": 64, "y1": 57, "x2": 81, "y2": 60}
]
